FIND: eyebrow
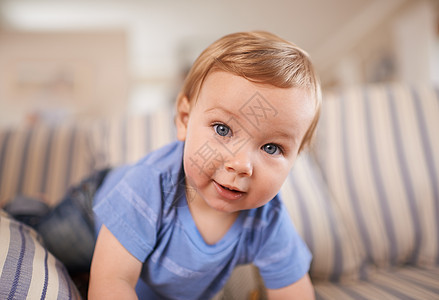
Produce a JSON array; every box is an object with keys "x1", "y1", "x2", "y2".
[
  {"x1": 272, "y1": 130, "x2": 294, "y2": 139},
  {"x1": 271, "y1": 130, "x2": 298, "y2": 144},
  {"x1": 204, "y1": 107, "x2": 241, "y2": 119}
]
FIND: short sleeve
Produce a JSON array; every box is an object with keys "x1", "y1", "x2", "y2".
[
  {"x1": 253, "y1": 201, "x2": 312, "y2": 290},
  {"x1": 93, "y1": 165, "x2": 162, "y2": 262}
]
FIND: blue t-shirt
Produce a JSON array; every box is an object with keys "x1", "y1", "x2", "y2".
[{"x1": 94, "y1": 141, "x2": 311, "y2": 299}]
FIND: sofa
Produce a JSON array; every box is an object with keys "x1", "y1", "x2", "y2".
[{"x1": 0, "y1": 83, "x2": 438, "y2": 299}]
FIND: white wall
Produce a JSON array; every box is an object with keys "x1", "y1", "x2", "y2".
[
  {"x1": 0, "y1": 31, "x2": 128, "y2": 126},
  {"x1": 392, "y1": 0, "x2": 439, "y2": 85},
  {"x1": 321, "y1": 0, "x2": 439, "y2": 88},
  {"x1": 0, "y1": 0, "x2": 437, "y2": 123},
  {"x1": 0, "y1": 0, "x2": 376, "y2": 81}
]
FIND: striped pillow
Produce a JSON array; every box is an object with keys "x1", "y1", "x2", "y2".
[
  {"x1": 0, "y1": 122, "x2": 95, "y2": 207},
  {"x1": 281, "y1": 153, "x2": 364, "y2": 282},
  {"x1": 0, "y1": 210, "x2": 81, "y2": 299},
  {"x1": 315, "y1": 84, "x2": 439, "y2": 272},
  {"x1": 89, "y1": 107, "x2": 176, "y2": 168}
]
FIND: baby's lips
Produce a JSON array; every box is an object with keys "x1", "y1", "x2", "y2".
[{"x1": 213, "y1": 181, "x2": 245, "y2": 200}]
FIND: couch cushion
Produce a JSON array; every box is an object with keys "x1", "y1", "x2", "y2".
[
  {"x1": 281, "y1": 153, "x2": 364, "y2": 282},
  {"x1": 315, "y1": 84, "x2": 439, "y2": 271},
  {"x1": 0, "y1": 210, "x2": 81, "y2": 299},
  {"x1": 314, "y1": 266, "x2": 439, "y2": 299},
  {"x1": 0, "y1": 122, "x2": 95, "y2": 207}
]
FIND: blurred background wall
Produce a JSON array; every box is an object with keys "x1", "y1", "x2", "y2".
[{"x1": 0, "y1": 0, "x2": 438, "y2": 126}]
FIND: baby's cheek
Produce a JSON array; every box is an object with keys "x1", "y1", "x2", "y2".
[{"x1": 258, "y1": 172, "x2": 286, "y2": 198}]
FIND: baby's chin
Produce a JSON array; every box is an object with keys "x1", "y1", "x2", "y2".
[{"x1": 207, "y1": 199, "x2": 269, "y2": 214}]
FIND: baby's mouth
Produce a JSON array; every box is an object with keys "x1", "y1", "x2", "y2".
[
  {"x1": 221, "y1": 184, "x2": 240, "y2": 192},
  {"x1": 213, "y1": 181, "x2": 245, "y2": 200}
]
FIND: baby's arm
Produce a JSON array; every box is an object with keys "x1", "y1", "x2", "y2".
[
  {"x1": 266, "y1": 274, "x2": 315, "y2": 300},
  {"x1": 88, "y1": 225, "x2": 142, "y2": 299}
]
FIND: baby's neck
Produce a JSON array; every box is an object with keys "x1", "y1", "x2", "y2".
[{"x1": 186, "y1": 193, "x2": 239, "y2": 245}]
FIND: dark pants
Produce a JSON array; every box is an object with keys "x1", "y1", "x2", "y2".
[{"x1": 35, "y1": 169, "x2": 110, "y2": 273}]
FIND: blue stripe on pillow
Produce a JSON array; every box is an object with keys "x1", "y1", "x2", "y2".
[
  {"x1": 0, "y1": 220, "x2": 19, "y2": 296},
  {"x1": 363, "y1": 89, "x2": 398, "y2": 266},
  {"x1": 319, "y1": 178, "x2": 348, "y2": 281},
  {"x1": 4, "y1": 223, "x2": 36, "y2": 300},
  {"x1": 40, "y1": 246, "x2": 49, "y2": 300},
  {"x1": 40, "y1": 127, "x2": 55, "y2": 197},
  {"x1": 16, "y1": 129, "x2": 33, "y2": 196},
  {"x1": 8, "y1": 223, "x2": 27, "y2": 300},
  {"x1": 411, "y1": 87, "x2": 439, "y2": 265},
  {"x1": 311, "y1": 178, "x2": 346, "y2": 282},
  {"x1": 387, "y1": 87, "x2": 422, "y2": 264},
  {"x1": 63, "y1": 127, "x2": 77, "y2": 190},
  {"x1": 340, "y1": 93, "x2": 373, "y2": 263},
  {"x1": 287, "y1": 163, "x2": 346, "y2": 282},
  {"x1": 287, "y1": 175, "x2": 313, "y2": 252}
]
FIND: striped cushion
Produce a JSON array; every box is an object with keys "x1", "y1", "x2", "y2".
[
  {"x1": 315, "y1": 84, "x2": 439, "y2": 272},
  {"x1": 0, "y1": 210, "x2": 81, "y2": 299},
  {"x1": 89, "y1": 107, "x2": 176, "y2": 167},
  {"x1": 281, "y1": 153, "x2": 364, "y2": 281},
  {"x1": 0, "y1": 122, "x2": 95, "y2": 207},
  {"x1": 314, "y1": 266, "x2": 439, "y2": 299}
]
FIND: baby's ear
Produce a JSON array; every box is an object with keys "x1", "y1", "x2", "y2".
[{"x1": 175, "y1": 95, "x2": 191, "y2": 141}]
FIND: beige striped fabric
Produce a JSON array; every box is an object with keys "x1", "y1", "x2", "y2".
[
  {"x1": 89, "y1": 107, "x2": 176, "y2": 168},
  {"x1": 281, "y1": 153, "x2": 365, "y2": 282},
  {"x1": 0, "y1": 122, "x2": 95, "y2": 207},
  {"x1": 314, "y1": 266, "x2": 439, "y2": 299},
  {"x1": 0, "y1": 210, "x2": 81, "y2": 299},
  {"x1": 315, "y1": 84, "x2": 439, "y2": 274}
]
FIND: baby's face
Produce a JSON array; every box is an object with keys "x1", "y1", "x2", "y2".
[{"x1": 178, "y1": 71, "x2": 315, "y2": 213}]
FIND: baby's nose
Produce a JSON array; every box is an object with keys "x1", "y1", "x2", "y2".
[{"x1": 224, "y1": 151, "x2": 253, "y2": 177}]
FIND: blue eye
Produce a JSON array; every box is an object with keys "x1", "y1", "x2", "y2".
[
  {"x1": 214, "y1": 124, "x2": 231, "y2": 137},
  {"x1": 262, "y1": 144, "x2": 280, "y2": 155}
]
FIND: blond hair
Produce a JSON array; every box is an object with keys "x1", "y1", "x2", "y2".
[{"x1": 177, "y1": 31, "x2": 321, "y2": 152}]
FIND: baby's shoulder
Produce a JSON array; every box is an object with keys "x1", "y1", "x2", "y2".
[
  {"x1": 97, "y1": 141, "x2": 184, "y2": 212},
  {"x1": 136, "y1": 141, "x2": 184, "y2": 170}
]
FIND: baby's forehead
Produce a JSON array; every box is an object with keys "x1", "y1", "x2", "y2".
[
  {"x1": 196, "y1": 72, "x2": 313, "y2": 107},
  {"x1": 197, "y1": 74, "x2": 314, "y2": 119}
]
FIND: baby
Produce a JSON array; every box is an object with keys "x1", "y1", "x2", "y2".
[{"x1": 89, "y1": 31, "x2": 321, "y2": 299}]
